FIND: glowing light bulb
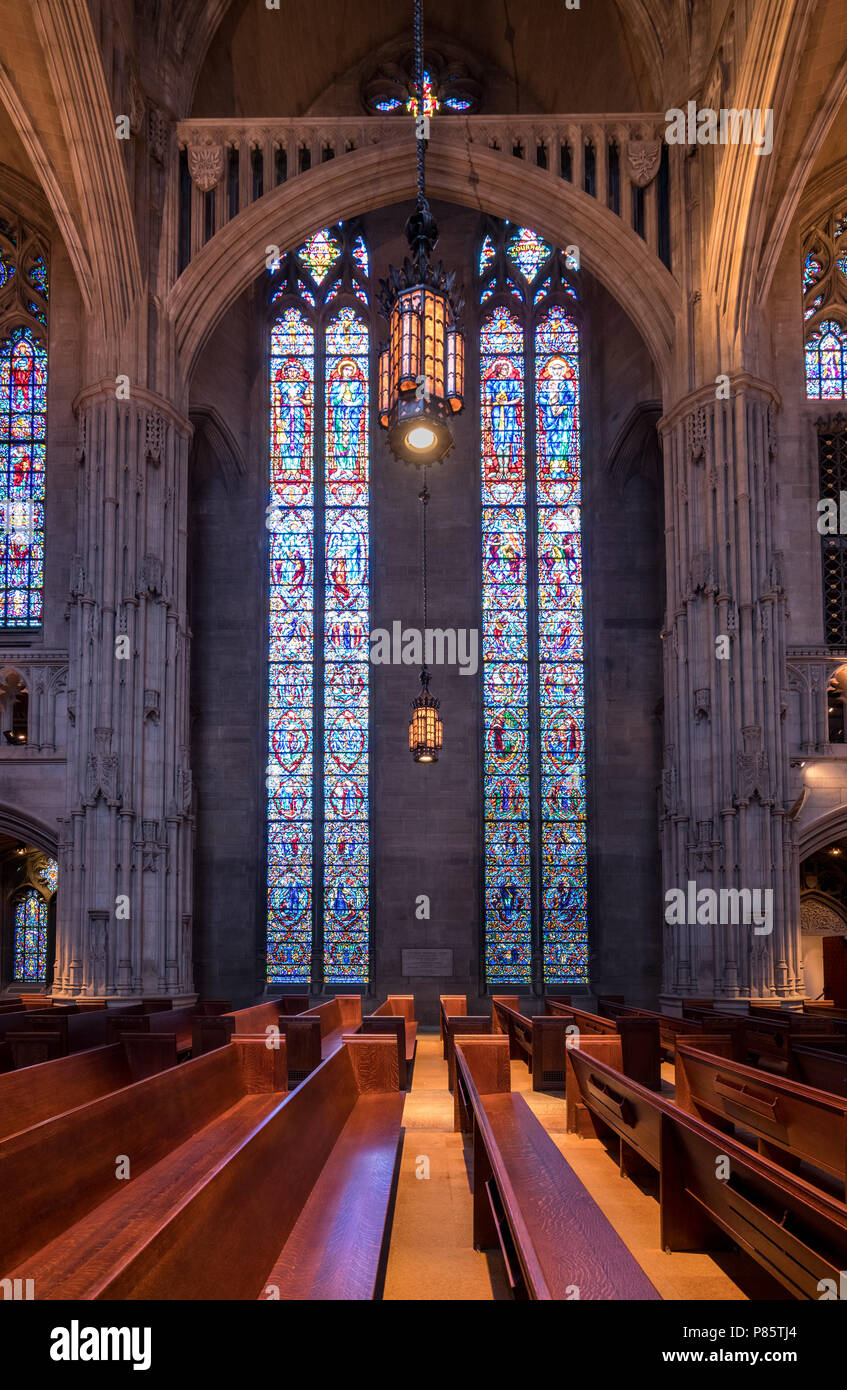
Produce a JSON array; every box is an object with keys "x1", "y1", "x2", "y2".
[{"x1": 407, "y1": 424, "x2": 437, "y2": 452}]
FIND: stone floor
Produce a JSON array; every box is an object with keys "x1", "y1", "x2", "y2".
[{"x1": 382, "y1": 1030, "x2": 780, "y2": 1301}]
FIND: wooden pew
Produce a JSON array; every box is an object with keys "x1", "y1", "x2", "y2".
[
  {"x1": 544, "y1": 996, "x2": 661, "y2": 1091},
  {"x1": 362, "y1": 995, "x2": 418, "y2": 1091},
  {"x1": 6, "y1": 999, "x2": 229, "y2": 1069},
  {"x1": 595, "y1": 996, "x2": 716, "y2": 1058},
  {"x1": 439, "y1": 994, "x2": 467, "y2": 1049},
  {"x1": 452, "y1": 1036, "x2": 660, "y2": 1300},
  {"x1": 566, "y1": 1045, "x2": 847, "y2": 1298},
  {"x1": 681, "y1": 1004, "x2": 844, "y2": 1071},
  {"x1": 3, "y1": 1035, "x2": 402, "y2": 1300},
  {"x1": 674, "y1": 1041, "x2": 847, "y2": 1196},
  {"x1": 790, "y1": 1043, "x2": 847, "y2": 1098},
  {"x1": 192, "y1": 996, "x2": 311, "y2": 1057},
  {"x1": 0, "y1": 1036, "x2": 288, "y2": 1283},
  {"x1": 492, "y1": 996, "x2": 578, "y2": 1092},
  {"x1": 441, "y1": 996, "x2": 492, "y2": 1091},
  {"x1": 0, "y1": 1036, "x2": 180, "y2": 1141}
]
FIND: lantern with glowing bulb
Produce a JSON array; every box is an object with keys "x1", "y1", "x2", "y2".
[
  {"x1": 409, "y1": 668, "x2": 443, "y2": 762},
  {"x1": 377, "y1": 0, "x2": 464, "y2": 466}
]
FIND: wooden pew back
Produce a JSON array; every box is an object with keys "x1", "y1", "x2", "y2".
[
  {"x1": 0, "y1": 1037, "x2": 286, "y2": 1275},
  {"x1": 674, "y1": 1041, "x2": 847, "y2": 1193}
]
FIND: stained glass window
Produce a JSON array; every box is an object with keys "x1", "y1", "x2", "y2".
[
  {"x1": 0, "y1": 209, "x2": 48, "y2": 630},
  {"x1": 324, "y1": 308, "x2": 370, "y2": 984},
  {"x1": 1, "y1": 327, "x2": 47, "y2": 627},
  {"x1": 267, "y1": 238, "x2": 370, "y2": 987},
  {"x1": 12, "y1": 888, "x2": 47, "y2": 981},
  {"x1": 480, "y1": 228, "x2": 587, "y2": 987},
  {"x1": 267, "y1": 307, "x2": 315, "y2": 984},
  {"x1": 506, "y1": 227, "x2": 553, "y2": 283},
  {"x1": 297, "y1": 228, "x2": 341, "y2": 285},
  {"x1": 481, "y1": 307, "x2": 531, "y2": 983},
  {"x1": 406, "y1": 70, "x2": 438, "y2": 118},
  {"x1": 804, "y1": 212, "x2": 847, "y2": 397},
  {"x1": 806, "y1": 319, "x2": 847, "y2": 399},
  {"x1": 536, "y1": 308, "x2": 587, "y2": 984}
]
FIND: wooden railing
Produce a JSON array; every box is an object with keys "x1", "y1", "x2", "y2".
[{"x1": 173, "y1": 113, "x2": 672, "y2": 272}]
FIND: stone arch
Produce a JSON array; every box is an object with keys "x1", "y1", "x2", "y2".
[
  {"x1": 799, "y1": 805, "x2": 847, "y2": 861},
  {"x1": 168, "y1": 141, "x2": 680, "y2": 395},
  {"x1": 0, "y1": 805, "x2": 58, "y2": 857}
]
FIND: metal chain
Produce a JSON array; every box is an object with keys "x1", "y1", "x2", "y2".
[
  {"x1": 419, "y1": 474, "x2": 429, "y2": 636},
  {"x1": 414, "y1": 0, "x2": 425, "y2": 203}
]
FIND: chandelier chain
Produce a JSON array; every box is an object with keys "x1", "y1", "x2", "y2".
[
  {"x1": 419, "y1": 475, "x2": 429, "y2": 637},
  {"x1": 414, "y1": 0, "x2": 425, "y2": 204}
]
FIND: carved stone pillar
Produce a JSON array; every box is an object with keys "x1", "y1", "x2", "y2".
[
  {"x1": 53, "y1": 383, "x2": 195, "y2": 999},
  {"x1": 659, "y1": 379, "x2": 803, "y2": 1004}
]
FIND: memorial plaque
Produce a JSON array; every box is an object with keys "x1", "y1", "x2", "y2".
[{"x1": 401, "y1": 948, "x2": 454, "y2": 978}]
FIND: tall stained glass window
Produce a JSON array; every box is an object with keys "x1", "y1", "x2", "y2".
[
  {"x1": 266, "y1": 226, "x2": 371, "y2": 987},
  {"x1": 479, "y1": 221, "x2": 588, "y2": 988},
  {"x1": 12, "y1": 887, "x2": 48, "y2": 981},
  {"x1": 803, "y1": 210, "x2": 847, "y2": 398},
  {"x1": 0, "y1": 210, "x2": 49, "y2": 628}
]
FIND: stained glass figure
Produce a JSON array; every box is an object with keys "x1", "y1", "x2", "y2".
[
  {"x1": 406, "y1": 69, "x2": 438, "y2": 118},
  {"x1": 1, "y1": 326, "x2": 47, "y2": 627},
  {"x1": 506, "y1": 227, "x2": 553, "y2": 283},
  {"x1": 267, "y1": 306, "x2": 315, "y2": 982},
  {"x1": 806, "y1": 319, "x2": 847, "y2": 399},
  {"x1": 297, "y1": 228, "x2": 341, "y2": 285},
  {"x1": 12, "y1": 888, "x2": 47, "y2": 981}
]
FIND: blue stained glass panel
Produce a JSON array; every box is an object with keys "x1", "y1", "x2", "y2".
[
  {"x1": 806, "y1": 319, "x2": 847, "y2": 399},
  {"x1": 13, "y1": 888, "x2": 47, "y2": 981},
  {"x1": 1, "y1": 327, "x2": 47, "y2": 627}
]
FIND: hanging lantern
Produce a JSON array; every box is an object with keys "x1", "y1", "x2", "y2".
[
  {"x1": 378, "y1": 0, "x2": 464, "y2": 467},
  {"x1": 409, "y1": 668, "x2": 443, "y2": 762}
]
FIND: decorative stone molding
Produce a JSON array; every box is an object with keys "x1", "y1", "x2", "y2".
[
  {"x1": 85, "y1": 728, "x2": 120, "y2": 806},
  {"x1": 187, "y1": 142, "x2": 224, "y2": 192},
  {"x1": 147, "y1": 107, "x2": 169, "y2": 164},
  {"x1": 145, "y1": 409, "x2": 165, "y2": 465},
  {"x1": 625, "y1": 138, "x2": 660, "y2": 186},
  {"x1": 143, "y1": 689, "x2": 160, "y2": 724},
  {"x1": 800, "y1": 895, "x2": 847, "y2": 936},
  {"x1": 685, "y1": 405, "x2": 709, "y2": 463},
  {"x1": 136, "y1": 553, "x2": 166, "y2": 601}
]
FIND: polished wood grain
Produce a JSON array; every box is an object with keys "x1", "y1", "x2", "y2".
[
  {"x1": 344, "y1": 1034, "x2": 400, "y2": 1092},
  {"x1": 453, "y1": 1037, "x2": 510, "y2": 1132},
  {"x1": 439, "y1": 994, "x2": 467, "y2": 1051},
  {"x1": 278, "y1": 1016, "x2": 322, "y2": 1081},
  {"x1": 260, "y1": 1092, "x2": 403, "y2": 1300},
  {"x1": 0, "y1": 1039, "x2": 264, "y2": 1272},
  {"x1": 674, "y1": 1041, "x2": 847, "y2": 1193},
  {"x1": 445, "y1": 1017, "x2": 492, "y2": 1092},
  {"x1": 569, "y1": 1044, "x2": 847, "y2": 1298},
  {"x1": 454, "y1": 1041, "x2": 660, "y2": 1300},
  {"x1": 361, "y1": 1016, "x2": 407, "y2": 1088},
  {"x1": 790, "y1": 1043, "x2": 847, "y2": 1097},
  {"x1": 543, "y1": 998, "x2": 661, "y2": 1091}
]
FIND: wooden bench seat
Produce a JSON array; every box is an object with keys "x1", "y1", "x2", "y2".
[
  {"x1": 260, "y1": 1091, "x2": 403, "y2": 1300},
  {"x1": 790, "y1": 1043, "x2": 847, "y2": 1097},
  {"x1": 566, "y1": 1044, "x2": 847, "y2": 1298},
  {"x1": 4, "y1": 1034, "x2": 399, "y2": 1300},
  {"x1": 453, "y1": 1037, "x2": 660, "y2": 1300},
  {"x1": 0, "y1": 1036, "x2": 286, "y2": 1278}
]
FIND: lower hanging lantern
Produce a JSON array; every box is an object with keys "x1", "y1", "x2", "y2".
[{"x1": 409, "y1": 668, "x2": 443, "y2": 763}]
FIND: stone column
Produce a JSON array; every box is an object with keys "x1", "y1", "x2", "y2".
[
  {"x1": 52, "y1": 383, "x2": 195, "y2": 1000},
  {"x1": 659, "y1": 378, "x2": 803, "y2": 1005}
]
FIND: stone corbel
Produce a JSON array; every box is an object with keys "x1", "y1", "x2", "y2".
[
  {"x1": 187, "y1": 142, "x2": 224, "y2": 193},
  {"x1": 625, "y1": 138, "x2": 660, "y2": 187}
]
